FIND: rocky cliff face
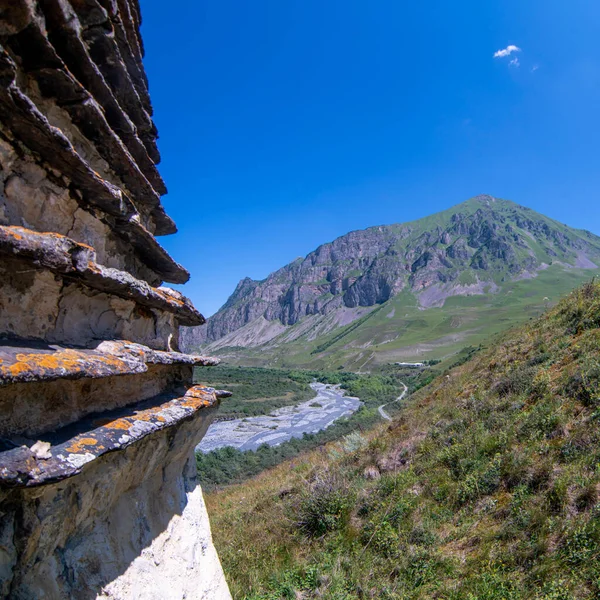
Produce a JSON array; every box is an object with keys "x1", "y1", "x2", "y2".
[
  {"x1": 181, "y1": 196, "x2": 600, "y2": 351},
  {"x1": 0, "y1": 2, "x2": 231, "y2": 598}
]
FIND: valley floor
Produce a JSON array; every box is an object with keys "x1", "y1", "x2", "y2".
[
  {"x1": 195, "y1": 367, "x2": 417, "y2": 489},
  {"x1": 197, "y1": 382, "x2": 361, "y2": 452}
]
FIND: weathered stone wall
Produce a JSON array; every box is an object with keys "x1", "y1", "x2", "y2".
[
  {"x1": 0, "y1": 1, "x2": 231, "y2": 597},
  {"x1": 0, "y1": 407, "x2": 227, "y2": 599}
]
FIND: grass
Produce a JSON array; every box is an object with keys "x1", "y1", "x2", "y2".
[
  {"x1": 311, "y1": 305, "x2": 386, "y2": 355},
  {"x1": 206, "y1": 280, "x2": 600, "y2": 599}
]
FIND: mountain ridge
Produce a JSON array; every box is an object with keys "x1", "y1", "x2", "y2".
[{"x1": 181, "y1": 195, "x2": 600, "y2": 367}]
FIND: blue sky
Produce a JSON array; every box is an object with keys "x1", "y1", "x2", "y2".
[{"x1": 140, "y1": 0, "x2": 600, "y2": 317}]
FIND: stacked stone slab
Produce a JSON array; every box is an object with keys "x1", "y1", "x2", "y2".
[{"x1": 0, "y1": 1, "x2": 231, "y2": 598}]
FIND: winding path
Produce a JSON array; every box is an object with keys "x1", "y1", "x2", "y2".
[{"x1": 377, "y1": 382, "x2": 408, "y2": 421}]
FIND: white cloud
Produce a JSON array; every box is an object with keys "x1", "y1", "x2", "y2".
[
  {"x1": 494, "y1": 45, "x2": 521, "y2": 58},
  {"x1": 531, "y1": 64, "x2": 539, "y2": 72},
  {"x1": 509, "y1": 58, "x2": 520, "y2": 68}
]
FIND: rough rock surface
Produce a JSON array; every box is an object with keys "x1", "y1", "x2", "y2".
[
  {"x1": 0, "y1": 226, "x2": 204, "y2": 326},
  {"x1": 182, "y1": 196, "x2": 600, "y2": 350},
  {"x1": 0, "y1": 1, "x2": 231, "y2": 598}
]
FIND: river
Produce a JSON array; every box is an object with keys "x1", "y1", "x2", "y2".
[{"x1": 196, "y1": 382, "x2": 361, "y2": 453}]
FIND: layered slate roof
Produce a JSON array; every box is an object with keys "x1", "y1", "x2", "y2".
[{"x1": 0, "y1": 0, "x2": 226, "y2": 490}]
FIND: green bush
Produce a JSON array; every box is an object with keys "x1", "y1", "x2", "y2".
[
  {"x1": 558, "y1": 280, "x2": 600, "y2": 333},
  {"x1": 563, "y1": 358, "x2": 600, "y2": 406},
  {"x1": 561, "y1": 520, "x2": 600, "y2": 566},
  {"x1": 495, "y1": 365, "x2": 537, "y2": 397},
  {"x1": 295, "y1": 474, "x2": 354, "y2": 537}
]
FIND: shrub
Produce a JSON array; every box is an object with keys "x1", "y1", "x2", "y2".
[
  {"x1": 558, "y1": 280, "x2": 600, "y2": 333},
  {"x1": 528, "y1": 353, "x2": 551, "y2": 367},
  {"x1": 495, "y1": 366, "x2": 537, "y2": 397},
  {"x1": 457, "y1": 454, "x2": 502, "y2": 504},
  {"x1": 519, "y1": 403, "x2": 564, "y2": 441},
  {"x1": 362, "y1": 519, "x2": 402, "y2": 558},
  {"x1": 561, "y1": 520, "x2": 600, "y2": 566},
  {"x1": 388, "y1": 496, "x2": 416, "y2": 526},
  {"x1": 546, "y1": 478, "x2": 570, "y2": 514},
  {"x1": 535, "y1": 580, "x2": 574, "y2": 600},
  {"x1": 295, "y1": 473, "x2": 354, "y2": 537},
  {"x1": 563, "y1": 358, "x2": 600, "y2": 406},
  {"x1": 575, "y1": 484, "x2": 597, "y2": 512},
  {"x1": 408, "y1": 525, "x2": 437, "y2": 547}
]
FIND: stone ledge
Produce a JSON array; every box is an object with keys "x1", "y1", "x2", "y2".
[
  {"x1": 0, "y1": 49, "x2": 188, "y2": 283},
  {"x1": 100, "y1": 0, "x2": 151, "y2": 113},
  {"x1": 95, "y1": 341, "x2": 221, "y2": 368},
  {"x1": 41, "y1": 0, "x2": 160, "y2": 163},
  {"x1": 0, "y1": 385, "x2": 222, "y2": 487},
  {"x1": 0, "y1": 226, "x2": 203, "y2": 325},
  {"x1": 7, "y1": 0, "x2": 169, "y2": 215},
  {"x1": 0, "y1": 340, "x2": 219, "y2": 387},
  {"x1": 77, "y1": 4, "x2": 158, "y2": 155}
]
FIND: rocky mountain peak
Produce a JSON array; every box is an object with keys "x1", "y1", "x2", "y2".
[{"x1": 181, "y1": 197, "x2": 600, "y2": 351}]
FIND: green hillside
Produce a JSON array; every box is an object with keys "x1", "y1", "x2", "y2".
[
  {"x1": 206, "y1": 280, "x2": 600, "y2": 599},
  {"x1": 209, "y1": 264, "x2": 599, "y2": 371}
]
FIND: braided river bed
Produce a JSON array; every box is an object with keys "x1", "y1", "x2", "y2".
[{"x1": 196, "y1": 382, "x2": 361, "y2": 453}]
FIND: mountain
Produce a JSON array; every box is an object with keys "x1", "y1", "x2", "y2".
[{"x1": 181, "y1": 196, "x2": 600, "y2": 369}]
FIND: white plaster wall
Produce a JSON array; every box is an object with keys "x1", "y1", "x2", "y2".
[{"x1": 97, "y1": 485, "x2": 231, "y2": 600}]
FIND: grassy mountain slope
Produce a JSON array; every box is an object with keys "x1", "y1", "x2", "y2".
[
  {"x1": 182, "y1": 196, "x2": 600, "y2": 369},
  {"x1": 211, "y1": 265, "x2": 597, "y2": 371},
  {"x1": 206, "y1": 280, "x2": 600, "y2": 599}
]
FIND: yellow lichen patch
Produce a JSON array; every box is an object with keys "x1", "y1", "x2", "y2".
[
  {"x1": 5, "y1": 229, "x2": 23, "y2": 240},
  {"x1": 133, "y1": 411, "x2": 157, "y2": 422},
  {"x1": 5, "y1": 362, "x2": 36, "y2": 377},
  {"x1": 86, "y1": 261, "x2": 102, "y2": 273},
  {"x1": 66, "y1": 437, "x2": 98, "y2": 453},
  {"x1": 184, "y1": 386, "x2": 216, "y2": 401},
  {"x1": 1, "y1": 225, "x2": 96, "y2": 251},
  {"x1": 2, "y1": 349, "x2": 132, "y2": 381},
  {"x1": 179, "y1": 386, "x2": 216, "y2": 409},
  {"x1": 155, "y1": 288, "x2": 186, "y2": 307},
  {"x1": 103, "y1": 418, "x2": 132, "y2": 431},
  {"x1": 76, "y1": 240, "x2": 95, "y2": 251}
]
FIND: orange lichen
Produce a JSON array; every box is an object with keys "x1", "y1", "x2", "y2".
[
  {"x1": 102, "y1": 418, "x2": 132, "y2": 431},
  {"x1": 66, "y1": 437, "x2": 98, "y2": 453},
  {"x1": 86, "y1": 261, "x2": 102, "y2": 273},
  {"x1": 1, "y1": 349, "x2": 132, "y2": 381},
  {"x1": 179, "y1": 386, "x2": 217, "y2": 409},
  {"x1": 5, "y1": 229, "x2": 23, "y2": 240},
  {"x1": 155, "y1": 288, "x2": 186, "y2": 306},
  {"x1": 0, "y1": 225, "x2": 98, "y2": 254},
  {"x1": 76, "y1": 241, "x2": 95, "y2": 251}
]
